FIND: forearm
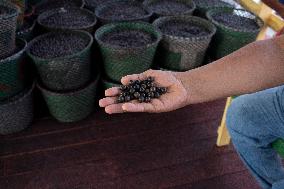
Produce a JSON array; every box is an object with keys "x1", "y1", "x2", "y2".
[{"x1": 176, "y1": 35, "x2": 284, "y2": 104}]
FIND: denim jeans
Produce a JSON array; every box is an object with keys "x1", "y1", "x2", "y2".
[{"x1": 226, "y1": 85, "x2": 284, "y2": 189}]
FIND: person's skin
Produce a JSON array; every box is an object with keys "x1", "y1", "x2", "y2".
[
  {"x1": 99, "y1": 34, "x2": 284, "y2": 114},
  {"x1": 262, "y1": 0, "x2": 284, "y2": 18}
]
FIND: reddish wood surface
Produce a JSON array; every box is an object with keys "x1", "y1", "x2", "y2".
[{"x1": 0, "y1": 99, "x2": 260, "y2": 189}]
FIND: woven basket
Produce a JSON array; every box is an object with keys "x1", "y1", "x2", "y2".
[
  {"x1": 143, "y1": 0, "x2": 196, "y2": 18},
  {"x1": 11, "y1": 0, "x2": 26, "y2": 27},
  {"x1": 34, "y1": 0, "x2": 84, "y2": 16},
  {"x1": 0, "y1": 38, "x2": 27, "y2": 101},
  {"x1": 27, "y1": 30, "x2": 93, "y2": 91},
  {"x1": 0, "y1": 2, "x2": 19, "y2": 59},
  {"x1": 207, "y1": 8, "x2": 263, "y2": 59},
  {"x1": 37, "y1": 7, "x2": 97, "y2": 33},
  {"x1": 38, "y1": 75, "x2": 100, "y2": 123},
  {"x1": 84, "y1": 0, "x2": 114, "y2": 10},
  {"x1": 0, "y1": 82, "x2": 34, "y2": 135},
  {"x1": 193, "y1": 0, "x2": 234, "y2": 18},
  {"x1": 95, "y1": 0, "x2": 152, "y2": 25},
  {"x1": 16, "y1": 19, "x2": 35, "y2": 41},
  {"x1": 153, "y1": 16, "x2": 216, "y2": 71},
  {"x1": 95, "y1": 22, "x2": 162, "y2": 82},
  {"x1": 102, "y1": 78, "x2": 121, "y2": 90}
]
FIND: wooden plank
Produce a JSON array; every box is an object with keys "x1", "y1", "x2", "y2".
[
  {"x1": 4, "y1": 119, "x2": 226, "y2": 175},
  {"x1": 168, "y1": 171, "x2": 260, "y2": 189},
  {"x1": 0, "y1": 152, "x2": 244, "y2": 189},
  {"x1": 0, "y1": 101, "x2": 225, "y2": 157}
]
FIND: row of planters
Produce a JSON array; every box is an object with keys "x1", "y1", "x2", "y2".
[{"x1": 0, "y1": 0, "x2": 263, "y2": 135}]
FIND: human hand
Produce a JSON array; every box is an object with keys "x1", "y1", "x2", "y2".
[{"x1": 99, "y1": 69, "x2": 189, "y2": 114}]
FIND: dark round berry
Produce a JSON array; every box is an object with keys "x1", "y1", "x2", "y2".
[
  {"x1": 159, "y1": 87, "x2": 167, "y2": 94},
  {"x1": 141, "y1": 84, "x2": 147, "y2": 89},
  {"x1": 134, "y1": 84, "x2": 140, "y2": 90},
  {"x1": 134, "y1": 80, "x2": 140, "y2": 85},
  {"x1": 140, "y1": 93, "x2": 146, "y2": 97},
  {"x1": 129, "y1": 88, "x2": 135, "y2": 94},
  {"x1": 124, "y1": 96, "x2": 131, "y2": 102},
  {"x1": 117, "y1": 96, "x2": 125, "y2": 103},
  {"x1": 139, "y1": 87, "x2": 146, "y2": 92},
  {"x1": 134, "y1": 92, "x2": 140, "y2": 98},
  {"x1": 120, "y1": 85, "x2": 128, "y2": 91},
  {"x1": 148, "y1": 92, "x2": 155, "y2": 98},
  {"x1": 145, "y1": 97, "x2": 151, "y2": 103},
  {"x1": 145, "y1": 89, "x2": 150, "y2": 93},
  {"x1": 154, "y1": 92, "x2": 160, "y2": 98},
  {"x1": 150, "y1": 87, "x2": 156, "y2": 92},
  {"x1": 147, "y1": 76, "x2": 154, "y2": 82},
  {"x1": 129, "y1": 80, "x2": 134, "y2": 85},
  {"x1": 139, "y1": 96, "x2": 145, "y2": 103}
]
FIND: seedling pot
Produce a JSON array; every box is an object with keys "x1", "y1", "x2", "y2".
[
  {"x1": 0, "y1": 39, "x2": 27, "y2": 101},
  {"x1": 95, "y1": 22, "x2": 162, "y2": 82},
  {"x1": 0, "y1": 82, "x2": 34, "y2": 135},
  {"x1": 0, "y1": 2, "x2": 19, "y2": 59},
  {"x1": 153, "y1": 16, "x2": 216, "y2": 71},
  {"x1": 207, "y1": 8, "x2": 263, "y2": 59},
  {"x1": 27, "y1": 30, "x2": 93, "y2": 91},
  {"x1": 38, "y1": 75, "x2": 100, "y2": 123},
  {"x1": 193, "y1": 0, "x2": 234, "y2": 18}
]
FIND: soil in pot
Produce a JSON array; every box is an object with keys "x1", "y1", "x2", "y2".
[
  {"x1": 29, "y1": 32, "x2": 89, "y2": 59},
  {"x1": 159, "y1": 21, "x2": 210, "y2": 38},
  {"x1": 212, "y1": 12, "x2": 260, "y2": 31},
  {"x1": 39, "y1": 8, "x2": 95, "y2": 30},
  {"x1": 147, "y1": 0, "x2": 193, "y2": 15},
  {"x1": 97, "y1": 2, "x2": 149, "y2": 21},
  {"x1": 35, "y1": 0, "x2": 83, "y2": 15},
  {"x1": 194, "y1": 0, "x2": 231, "y2": 7},
  {"x1": 100, "y1": 29, "x2": 157, "y2": 48}
]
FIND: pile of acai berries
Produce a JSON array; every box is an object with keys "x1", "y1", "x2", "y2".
[{"x1": 117, "y1": 77, "x2": 167, "y2": 103}]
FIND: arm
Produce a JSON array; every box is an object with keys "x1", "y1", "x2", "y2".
[
  {"x1": 177, "y1": 35, "x2": 284, "y2": 104},
  {"x1": 99, "y1": 35, "x2": 284, "y2": 113}
]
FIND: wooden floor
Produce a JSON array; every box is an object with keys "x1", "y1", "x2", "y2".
[{"x1": 0, "y1": 99, "x2": 260, "y2": 189}]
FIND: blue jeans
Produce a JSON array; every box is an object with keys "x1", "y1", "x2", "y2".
[{"x1": 226, "y1": 85, "x2": 284, "y2": 189}]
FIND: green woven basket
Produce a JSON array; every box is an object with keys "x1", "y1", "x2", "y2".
[
  {"x1": 101, "y1": 78, "x2": 121, "y2": 90},
  {"x1": 207, "y1": 8, "x2": 263, "y2": 59},
  {"x1": 193, "y1": 0, "x2": 234, "y2": 18},
  {"x1": 143, "y1": 0, "x2": 196, "y2": 17},
  {"x1": 0, "y1": 2, "x2": 19, "y2": 59},
  {"x1": 0, "y1": 82, "x2": 34, "y2": 135},
  {"x1": 27, "y1": 30, "x2": 93, "y2": 91},
  {"x1": 38, "y1": 74, "x2": 100, "y2": 123},
  {"x1": 16, "y1": 19, "x2": 35, "y2": 41},
  {"x1": 272, "y1": 139, "x2": 284, "y2": 158},
  {"x1": 153, "y1": 16, "x2": 216, "y2": 71},
  {"x1": 95, "y1": 22, "x2": 162, "y2": 82},
  {"x1": 0, "y1": 38, "x2": 27, "y2": 101},
  {"x1": 37, "y1": 7, "x2": 97, "y2": 33},
  {"x1": 95, "y1": 0, "x2": 152, "y2": 25}
]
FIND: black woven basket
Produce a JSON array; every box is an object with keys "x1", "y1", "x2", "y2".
[
  {"x1": 0, "y1": 38, "x2": 27, "y2": 101},
  {"x1": 95, "y1": 0, "x2": 152, "y2": 25},
  {"x1": 143, "y1": 0, "x2": 196, "y2": 17},
  {"x1": 34, "y1": 0, "x2": 84, "y2": 16},
  {"x1": 38, "y1": 74, "x2": 100, "y2": 123},
  {"x1": 37, "y1": 7, "x2": 97, "y2": 33},
  {"x1": 16, "y1": 18, "x2": 35, "y2": 41},
  {"x1": 0, "y1": 82, "x2": 34, "y2": 135},
  {"x1": 101, "y1": 78, "x2": 121, "y2": 90},
  {"x1": 153, "y1": 16, "x2": 216, "y2": 71},
  {"x1": 193, "y1": 0, "x2": 234, "y2": 18},
  {"x1": 84, "y1": 0, "x2": 114, "y2": 10},
  {"x1": 0, "y1": 2, "x2": 19, "y2": 59},
  {"x1": 207, "y1": 8, "x2": 263, "y2": 59},
  {"x1": 95, "y1": 22, "x2": 162, "y2": 82},
  {"x1": 27, "y1": 30, "x2": 93, "y2": 91}
]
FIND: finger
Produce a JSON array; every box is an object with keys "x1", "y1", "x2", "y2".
[
  {"x1": 105, "y1": 104, "x2": 124, "y2": 114},
  {"x1": 122, "y1": 102, "x2": 156, "y2": 113},
  {"x1": 105, "y1": 87, "x2": 120, "y2": 97},
  {"x1": 99, "y1": 97, "x2": 117, "y2": 108}
]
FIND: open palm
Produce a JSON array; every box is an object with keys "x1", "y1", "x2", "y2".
[{"x1": 99, "y1": 69, "x2": 189, "y2": 114}]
